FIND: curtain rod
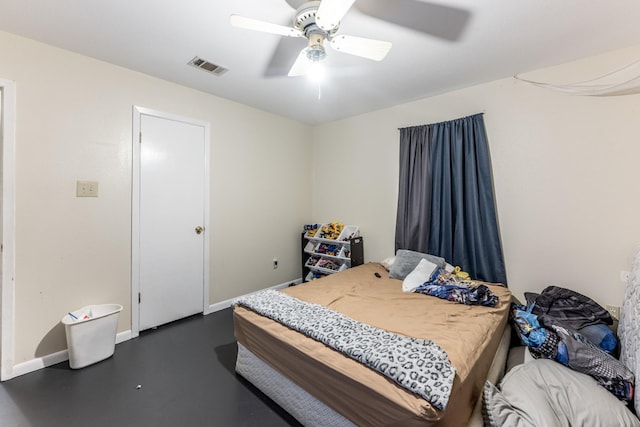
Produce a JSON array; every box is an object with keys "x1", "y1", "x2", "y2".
[{"x1": 398, "y1": 112, "x2": 484, "y2": 131}]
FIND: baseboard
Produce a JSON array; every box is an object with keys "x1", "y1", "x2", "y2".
[
  {"x1": 10, "y1": 330, "x2": 133, "y2": 379},
  {"x1": 115, "y1": 329, "x2": 133, "y2": 344},
  {"x1": 11, "y1": 349, "x2": 69, "y2": 378},
  {"x1": 207, "y1": 278, "x2": 302, "y2": 313},
  {"x1": 8, "y1": 278, "x2": 301, "y2": 380}
]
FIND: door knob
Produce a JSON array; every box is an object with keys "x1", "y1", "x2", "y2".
[{"x1": 195, "y1": 226, "x2": 204, "y2": 234}]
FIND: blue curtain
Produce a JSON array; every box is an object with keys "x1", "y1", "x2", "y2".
[
  {"x1": 394, "y1": 125, "x2": 432, "y2": 253},
  {"x1": 396, "y1": 113, "x2": 507, "y2": 285}
]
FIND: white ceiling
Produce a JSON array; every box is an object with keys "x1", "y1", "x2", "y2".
[{"x1": 1, "y1": 0, "x2": 640, "y2": 124}]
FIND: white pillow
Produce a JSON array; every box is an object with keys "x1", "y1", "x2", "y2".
[
  {"x1": 380, "y1": 256, "x2": 395, "y2": 271},
  {"x1": 483, "y1": 359, "x2": 640, "y2": 427},
  {"x1": 402, "y1": 258, "x2": 438, "y2": 293}
]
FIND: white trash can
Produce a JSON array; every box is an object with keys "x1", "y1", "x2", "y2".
[{"x1": 62, "y1": 304, "x2": 123, "y2": 369}]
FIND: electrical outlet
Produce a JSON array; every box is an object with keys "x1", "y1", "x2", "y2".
[
  {"x1": 606, "y1": 304, "x2": 621, "y2": 320},
  {"x1": 272, "y1": 258, "x2": 278, "y2": 269},
  {"x1": 76, "y1": 180, "x2": 99, "y2": 197}
]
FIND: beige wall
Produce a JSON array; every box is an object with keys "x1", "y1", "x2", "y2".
[
  {"x1": 313, "y1": 45, "x2": 640, "y2": 308},
  {"x1": 0, "y1": 31, "x2": 312, "y2": 365}
]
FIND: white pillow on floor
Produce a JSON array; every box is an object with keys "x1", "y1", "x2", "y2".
[{"x1": 483, "y1": 359, "x2": 640, "y2": 427}]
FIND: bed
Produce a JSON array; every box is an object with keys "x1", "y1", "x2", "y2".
[{"x1": 233, "y1": 262, "x2": 512, "y2": 426}]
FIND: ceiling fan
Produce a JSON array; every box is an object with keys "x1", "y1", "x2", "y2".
[{"x1": 230, "y1": 0, "x2": 393, "y2": 77}]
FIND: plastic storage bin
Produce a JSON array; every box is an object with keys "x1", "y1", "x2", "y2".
[{"x1": 62, "y1": 304, "x2": 123, "y2": 369}]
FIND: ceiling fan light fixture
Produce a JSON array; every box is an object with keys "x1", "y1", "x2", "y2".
[
  {"x1": 306, "y1": 45, "x2": 326, "y2": 63},
  {"x1": 306, "y1": 33, "x2": 327, "y2": 61},
  {"x1": 305, "y1": 33, "x2": 326, "y2": 82},
  {"x1": 307, "y1": 61, "x2": 325, "y2": 83},
  {"x1": 231, "y1": 0, "x2": 394, "y2": 79}
]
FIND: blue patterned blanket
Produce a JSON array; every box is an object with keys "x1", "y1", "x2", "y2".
[{"x1": 234, "y1": 289, "x2": 455, "y2": 410}]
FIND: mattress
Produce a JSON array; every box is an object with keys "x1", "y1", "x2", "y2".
[
  {"x1": 234, "y1": 262, "x2": 512, "y2": 426},
  {"x1": 236, "y1": 342, "x2": 356, "y2": 427}
]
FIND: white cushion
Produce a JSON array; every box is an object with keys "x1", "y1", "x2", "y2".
[
  {"x1": 402, "y1": 258, "x2": 438, "y2": 293},
  {"x1": 380, "y1": 256, "x2": 395, "y2": 271},
  {"x1": 483, "y1": 359, "x2": 640, "y2": 427}
]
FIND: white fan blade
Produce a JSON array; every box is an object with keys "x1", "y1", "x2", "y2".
[
  {"x1": 230, "y1": 15, "x2": 303, "y2": 38},
  {"x1": 288, "y1": 49, "x2": 311, "y2": 76},
  {"x1": 316, "y1": 0, "x2": 356, "y2": 31},
  {"x1": 330, "y1": 35, "x2": 392, "y2": 61}
]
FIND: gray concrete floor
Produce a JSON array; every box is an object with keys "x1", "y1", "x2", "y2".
[{"x1": 0, "y1": 308, "x2": 301, "y2": 427}]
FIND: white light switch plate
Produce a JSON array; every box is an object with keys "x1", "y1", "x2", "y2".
[{"x1": 76, "y1": 181, "x2": 99, "y2": 197}]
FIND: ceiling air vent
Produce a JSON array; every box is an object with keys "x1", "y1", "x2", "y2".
[{"x1": 188, "y1": 56, "x2": 228, "y2": 76}]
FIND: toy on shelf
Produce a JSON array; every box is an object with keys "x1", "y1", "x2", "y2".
[
  {"x1": 316, "y1": 259, "x2": 341, "y2": 271},
  {"x1": 317, "y1": 243, "x2": 339, "y2": 256},
  {"x1": 305, "y1": 255, "x2": 321, "y2": 268},
  {"x1": 319, "y1": 221, "x2": 344, "y2": 240},
  {"x1": 306, "y1": 271, "x2": 326, "y2": 281},
  {"x1": 303, "y1": 223, "x2": 319, "y2": 238}
]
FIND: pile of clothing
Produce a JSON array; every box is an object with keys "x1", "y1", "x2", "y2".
[
  {"x1": 511, "y1": 286, "x2": 634, "y2": 402},
  {"x1": 415, "y1": 266, "x2": 498, "y2": 307},
  {"x1": 401, "y1": 257, "x2": 500, "y2": 307}
]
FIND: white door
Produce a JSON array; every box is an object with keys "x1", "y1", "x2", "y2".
[{"x1": 137, "y1": 111, "x2": 208, "y2": 331}]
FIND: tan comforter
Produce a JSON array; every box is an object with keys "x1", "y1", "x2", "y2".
[{"x1": 234, "y1": 262, "x2": 511, "y2": 426}]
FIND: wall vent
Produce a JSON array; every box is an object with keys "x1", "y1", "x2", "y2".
[{"x1": 188, "y1": 56, "x2": 228, "y2": 76}]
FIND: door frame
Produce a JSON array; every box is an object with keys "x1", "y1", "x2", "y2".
[
  {"x1": 1, "y1": 79, "x2": 16, "y2": 381},
  {"x1": 131, "y1": 106, "x2": 211, "y2": 337}
]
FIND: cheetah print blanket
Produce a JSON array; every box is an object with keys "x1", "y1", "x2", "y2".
[{"x1": 234, "y1": 289, "x2": 455, "y2": 410}]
